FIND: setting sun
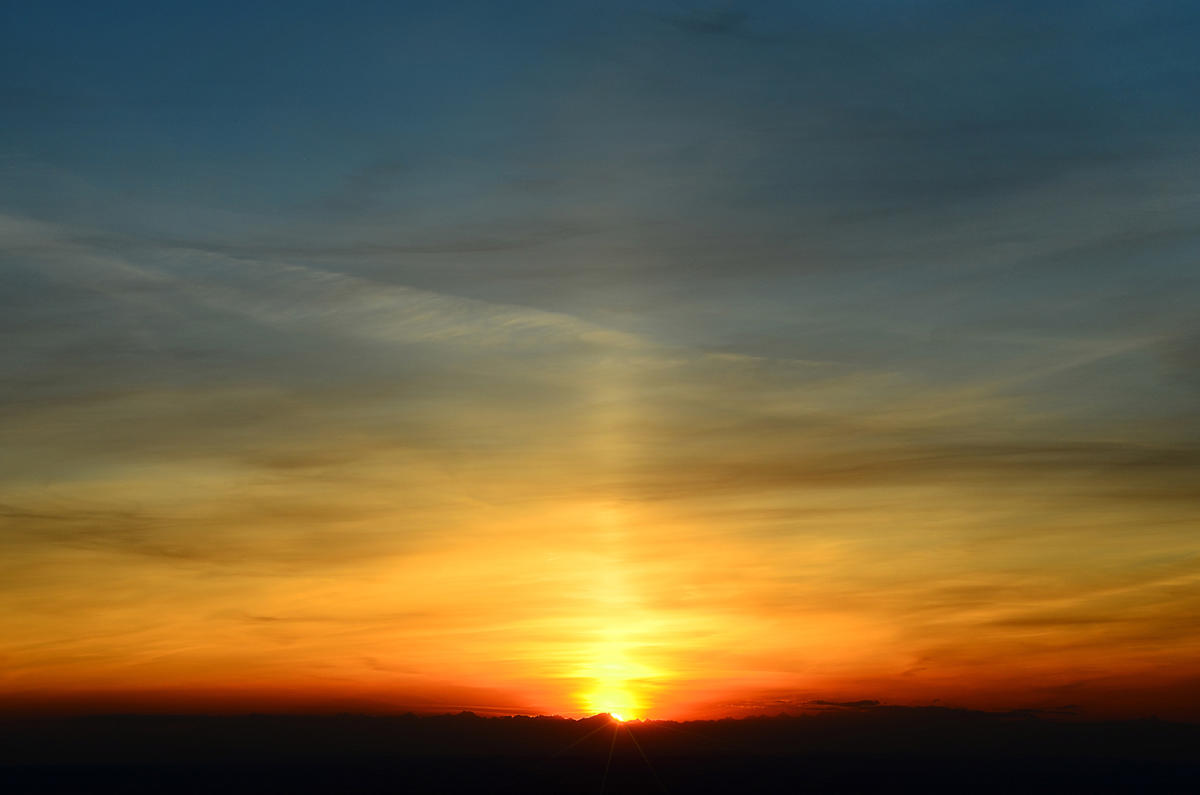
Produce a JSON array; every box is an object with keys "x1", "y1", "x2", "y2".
[{"x1": 580, "y1": 683, "x2": 641, "y2": 721}]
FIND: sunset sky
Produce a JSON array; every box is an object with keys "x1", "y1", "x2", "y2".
[{"x1": 2, "y1": 1, "x2": 1199, "y2": 721}]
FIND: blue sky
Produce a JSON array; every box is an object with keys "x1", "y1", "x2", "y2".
[{"x1": 5, "y1": 1, "x2": 1199, "y2": 435}]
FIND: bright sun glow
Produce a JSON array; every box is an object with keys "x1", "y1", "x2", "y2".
[
  {"x1": 610, "y1": 713, "x2": 625, "y2": 722},
  {"x1": 581, "y1": 684, "x2": 641, "y2": 719}
]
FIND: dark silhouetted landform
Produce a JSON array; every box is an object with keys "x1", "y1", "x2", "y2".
[{"x1": 2, "y1": 707, "x2": 1197, "y2": 793}]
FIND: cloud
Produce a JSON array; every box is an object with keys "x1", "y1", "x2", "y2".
[{"x1": 656, "y1": 8, "x2": 755, "y2": 38}]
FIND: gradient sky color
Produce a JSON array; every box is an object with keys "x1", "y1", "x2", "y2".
[{"x1": 2, "y1": 1, "x2": 1199, "y2": 721}]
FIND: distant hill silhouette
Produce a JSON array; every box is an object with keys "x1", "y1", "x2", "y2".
[{"x1": 2, "y1": 707, "x2": 1197, "y2": 793}]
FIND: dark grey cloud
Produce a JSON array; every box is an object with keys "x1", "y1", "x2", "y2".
[{"x1": 613, "y1": 440, "x2": 1200, "y2": 502}]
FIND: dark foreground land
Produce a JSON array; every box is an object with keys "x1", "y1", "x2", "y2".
[{"x1": 2, "y1": 707, "x2": 1198, "y2": 793}]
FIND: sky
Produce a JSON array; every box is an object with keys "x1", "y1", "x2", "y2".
[{"x1": 2, "y1": 0, "x2": 1199, "y2": 721}]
